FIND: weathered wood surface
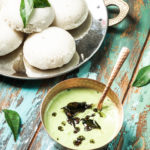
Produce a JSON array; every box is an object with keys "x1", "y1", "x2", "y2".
[
  {"x1": 0, "y1": 0, "x2": 149, "y2": 150},
  {"x1": 0, "y1": 77, "x2": 64, "y2": 150},
  {"x1": 112, "y1": 34, "x2": 150, "y2": 150}
]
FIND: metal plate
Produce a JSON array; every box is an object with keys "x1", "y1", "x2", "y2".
[{"x1": 0, "y1": 0, "x2": 108, "y2": 79}]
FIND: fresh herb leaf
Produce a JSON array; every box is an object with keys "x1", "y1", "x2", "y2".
[
  {"x1": 20, "y1": 0, "x2": 34, "y2": 27},
  {"x1": 3, "y1": 109, "x2": 21, "y2": 141},
  {"x1": 102, "y1": 105, "x2": 109, "y2": 110},
  {"x1": 133, "y1": 65, "x2": 150, "y2": 87},
  {"x1": 20, "y1": 0, "x2": 50, "y2": 27},
  {"x1": 99, "y1": 111, "x2": 106, "y2": 118},
  {"x1": 82, "y1": 118, "x2": 101, "y2": 131},
  {"x1": 90, "y1": 139, "x2": 95, "y2": 144},
  {"x1": 34, "y1": 0, "x2": 50, "y2": 8},
  {"x1": 62, "y1": 102, "x2": 92, "y2": 117}
]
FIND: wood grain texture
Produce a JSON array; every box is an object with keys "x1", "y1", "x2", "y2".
[
  {"x1": 98, "y1": 47, "x2": 129, "y2": 110},
  {"x1": 30, "y1": 0, "x2": 150, "y2": 150},
  {"x1": 113, "y1": 34, "x2": 150, "y2": 150},
  {"x1": 0, "y1": 0, "x2": 149, "y2": 150},
  {"x1": 0, "y1": 77, "x2": 64, "y2": 150}
]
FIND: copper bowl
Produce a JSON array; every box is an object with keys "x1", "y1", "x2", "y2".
[{"x1": 41, "y1": 78, "x2": 123, "y2": 150}]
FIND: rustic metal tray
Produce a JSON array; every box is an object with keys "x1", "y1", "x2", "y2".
[{"x1": 0, "y1": 0, "x2": 129, "y2": 79}]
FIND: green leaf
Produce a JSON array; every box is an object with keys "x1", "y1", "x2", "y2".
[
  {"x1": 102, "y1": 105, "x2": 109, "y2": 110},
  {"x1": 20, "y1": 0, "x2": 34, "y2": 27},
  {"x1": 20, "y1": 0, "x2": 50, "y2": 27},
  {"x1": 34, "y1": 0, "x2": 51, "y2": 8},
  {"x1": 133, "y1": 65, "x2": 150, "y2": 87},
  {"x1": 99, "y1": 111, "x2": 106, "y2": 118},
  {"x1": 3, "y1": 109, "x2": 21, "y2": 141}
]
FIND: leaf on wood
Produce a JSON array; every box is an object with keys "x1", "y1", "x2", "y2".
[
  {"x1": 3, "y1": 109, "x2": 21, "y2": 141},
  {"x1": 133, "y1": 65, "x2": 150, "y2": 87}
]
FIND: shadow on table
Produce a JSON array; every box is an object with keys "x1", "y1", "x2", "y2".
[
  {"x1": 108, "y1": 14, "x2": 139, "y2": 34},
  {"x1": 0, "y1": 75, "x2": 65, "y2": 89}
]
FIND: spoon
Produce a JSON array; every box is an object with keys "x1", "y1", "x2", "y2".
[{"x1": 97, "y1": 47, "x2": 130, "y2": 110}]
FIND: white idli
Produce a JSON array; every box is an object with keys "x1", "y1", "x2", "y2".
[
  {"x1": 0, "y1": 1, "x2": 2, "y2": 11},
  {"x1": 23, "y1": 52, "x2": 79, "y2": 78},
  {"x1": 49, "y1": 0, "x2": 88, "y2": 30},
  {"x1": 23, "y1": 27, "x2": 76, "y2": 70},
  {"x1": 2, "y1": 0, "x2": 55, "y2": 33},
  {"x1": 0, "y1": 20, "x2": 23, "y2": 56}
]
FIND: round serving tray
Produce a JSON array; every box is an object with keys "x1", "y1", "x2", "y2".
[{"x1": 0, "y1": 0, "x2": 129, "y2": 79}]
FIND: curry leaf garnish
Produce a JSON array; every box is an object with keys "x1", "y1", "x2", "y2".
[
  {"x1": 82, "y1": 118, "x2": 101, "y2": 131},
  {"x1": 34, "y1": 0, "x2": 51, "y2": 8},
  {"x1": 132, "y1": 65, "x2": 150, "y2": 87},
  {"x1": 3, "y1": 109, "x2": 21, "y2": 141},
  {"x1": 20, "y1": 0, "x2": 50, "y2": 27},
  {"x1": 62, "y1": 102, "x2": 92, "y2": 117},
  {"x1": 99, "y1": 111, "x2": 106, "y2": 118},
  {"x1": 20, "y1": 0, "x2": 34, "y2": 27}
]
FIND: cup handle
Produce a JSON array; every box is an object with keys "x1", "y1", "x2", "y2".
[{"x1": 104, "y1": 0, "x2": 129, "y2": 26}]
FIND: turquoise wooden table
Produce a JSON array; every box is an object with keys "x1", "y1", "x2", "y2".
[{"x1": 0, "y1": 0, "x2": 150, "y2": 150}]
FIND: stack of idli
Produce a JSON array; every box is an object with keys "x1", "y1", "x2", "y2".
[{"x1": 0, "y1": 0, "x2": 89, "y2": 71}]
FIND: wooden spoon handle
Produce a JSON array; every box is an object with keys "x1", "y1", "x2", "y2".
[{"x1": 97, "y1": 47, "x2": 130, "y2": 110}]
